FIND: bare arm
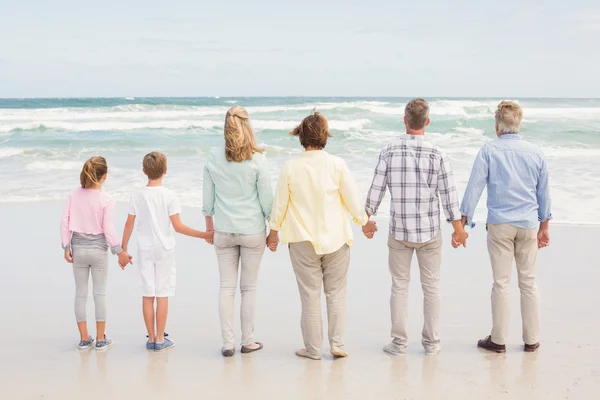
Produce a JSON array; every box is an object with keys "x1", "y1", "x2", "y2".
[
  {"x1": 122, "y1": 214, "x2": 136, "y2": 252},
  {"x1": 170, "y1": 214, "x2": 209, "y2": 239}
]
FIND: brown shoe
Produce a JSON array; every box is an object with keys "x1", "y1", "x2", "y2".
[
  {"x1": 524, "y1": 342, "x2": 540, "y2": 352},
  {"x1": 477, "y1": 336, "x2": 506, "y2": 353}
]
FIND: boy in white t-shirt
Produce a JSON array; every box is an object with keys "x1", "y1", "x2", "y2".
[{"x1": 121, "y1": 152, "x2": 213, "y2": 352}]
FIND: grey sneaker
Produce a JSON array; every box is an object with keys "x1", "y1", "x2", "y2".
[
  {"x1": 154, "y1": 338, "x2": 175, "y2": 352},
  {"x1": 95, "y1": 336, "x2": 113, "y2": 351},
  {"x1": 383, "y1": 342, "x2": 406, "y2": 356},
  {"x1": 146, "y1": 341, "x2": 156, "y2": 351},
  {"x1": 78, "y1": 336, "x2": 95, "y2": 350},
  {"x1": 424, "y1": 344, "x2": 441, "y2": 355}
]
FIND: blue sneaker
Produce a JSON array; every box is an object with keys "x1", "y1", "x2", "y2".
[
  {"x1": 146, "y1": 341, "x2": 156, "y2": 351},
  {"x1": 154, "y1": 338, "x2": 175, "y2": 352},
  {"x1": 95, "y1": 336, "x2": 113, "y2": 351},
  {"x1": 78, "y1": 336, "x2": 95, "y2": 350}
]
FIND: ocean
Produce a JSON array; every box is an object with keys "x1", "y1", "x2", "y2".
[{"x1": 1, "y1": 97, "x2": 599, "y2": 225}]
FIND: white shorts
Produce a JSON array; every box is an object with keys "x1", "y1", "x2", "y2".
[{"x1": 138, "y1": 247, "x2": 176, "y2": 297}]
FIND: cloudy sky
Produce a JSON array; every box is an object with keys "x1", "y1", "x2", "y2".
[{"x1": 1, "y1": 0, "x2": 599, "y2": 97}]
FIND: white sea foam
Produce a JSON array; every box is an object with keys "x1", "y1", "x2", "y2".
[
  {"x1": 0, "y1": 118, "x2": 371, "y2": 132},
  {"x1": 0, "y1": 148, "x2": 24, "y2": 158},
  {"x1": 452, "y1": 127, "x2": 485, "y2": 135},
  {"x1": 25, "y1": 161, "x2": 82, "y2": 171}
]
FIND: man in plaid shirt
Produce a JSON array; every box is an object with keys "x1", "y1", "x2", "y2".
[{"x1": 364, "y1": 98, "x2": 468, "y2": 356}]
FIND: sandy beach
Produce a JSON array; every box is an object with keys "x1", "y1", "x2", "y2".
[{"x1": 0, "y1": 202, "x2": 598, "y2": 399}]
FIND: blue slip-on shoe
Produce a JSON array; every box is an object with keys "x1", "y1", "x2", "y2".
[
  {"x1": 146, "y1": 341, "x2": 156, "y2": 351},
  {"x1": 78, "y1": 336, "x2": 95, "y2": 350},
  {"x1": 154, "y1": 338, "x2": 175, "y2": 352},
  {"x1": 95, "y1": 336, "x2": 113, "y2": 351}
]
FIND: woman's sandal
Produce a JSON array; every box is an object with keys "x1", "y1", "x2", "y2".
[{"x1": 241, "y1": 342, "x2": 264, "y2": 354}]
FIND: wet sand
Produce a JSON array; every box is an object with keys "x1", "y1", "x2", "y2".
[{"x1": 0, "y1": 202, "x2": 598, "y2": 399}]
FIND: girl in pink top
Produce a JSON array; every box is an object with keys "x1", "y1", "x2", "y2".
[{"x1": 61, "y1": 156, "x2": 131, "y2": 351}]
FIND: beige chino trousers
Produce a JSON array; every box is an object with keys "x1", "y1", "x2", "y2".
[
  {"x1": 388, "y1": 232, "x2": 443, "y2": 351},
  {"x1": 487, "y1": 224, "x2": 539, "y2": 345},
  {"x1": 289, "y1": 242, "x2": 350, "y2": 357}
]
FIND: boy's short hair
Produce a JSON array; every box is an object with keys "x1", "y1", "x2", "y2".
[{"x1": 143, "y1": 152, "x2": 167, "y2": 180}]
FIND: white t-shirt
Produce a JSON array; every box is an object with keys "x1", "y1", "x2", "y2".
[{"x1": 129, "y1": 186, "x2": 182, "y2": 251}]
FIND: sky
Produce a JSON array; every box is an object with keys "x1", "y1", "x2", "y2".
[{"x1": 1, "y1": 0, "x2": 599, "y2": 98}]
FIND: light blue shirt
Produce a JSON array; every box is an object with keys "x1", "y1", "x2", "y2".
[
  {"x1": 460, "y1": 134, "x2": 552, "y2": 229},
  {"x1": 202, "y1": 146, "x2": 273, "y2": 234}
]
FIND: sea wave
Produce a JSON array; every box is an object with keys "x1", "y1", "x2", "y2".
[
  {"x1": 0, "y1": 148, "x2": 24, "y2": 158},
  {"x1": 1, "y1": 118, "x2": 371, "y2": 133},
  {"x1": 25, "y1": 161, "x2": 82, "y2": 171}
]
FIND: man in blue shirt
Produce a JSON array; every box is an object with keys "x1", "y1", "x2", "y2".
[{"x1": 459, "y1": 101, "x2": 552, "y2": 353}]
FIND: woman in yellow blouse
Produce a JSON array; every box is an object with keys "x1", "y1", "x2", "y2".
[{"x1": 267, "y1": 112, "x2": 377, "y2": 360}]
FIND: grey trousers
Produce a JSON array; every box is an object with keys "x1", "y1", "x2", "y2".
[
  {"x1": 487, "y1": 224, "x2": 539, "y2": 345},
  {"x1": 214, "y1": 231, "x2": 266, "y2": 349},
  {"x1": 72, "y1": 247, "x2": 109, "y2": 322},
  {"x1": 388, "y1": 232, "x2": 442, "y2": 351},
  {"x1": 289, "y1": 242, "x2": 350, "y2": 357}
]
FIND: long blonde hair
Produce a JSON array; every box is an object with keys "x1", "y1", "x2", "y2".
[
  {"x1": 224, "y1": 106, "x2": 263, "y2": 162},
  {"x1": 80, "y1": 156, "x2": 107, "y2": 188}
]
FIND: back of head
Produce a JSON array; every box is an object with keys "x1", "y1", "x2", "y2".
[
  {"x1": 495, "y1": 101, "x2": 523, "y2": 134},
  {"x1": 143, "y1": 152, "x2": 168, "y2": 180},
  {"x1": 80, "y1": 156, "x2": 108, "y2": 188},
  {"x1": 224, "y1": 106, "x2": 263, "y2": 162},
  {"x1": 290, "y1": 112, "x2": 331, "y2": 149},
  {"x1": 404, "y1": 98, "x2": 430, "y2": 130}
]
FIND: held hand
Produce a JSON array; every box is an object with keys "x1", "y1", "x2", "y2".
[
  {"x1": 362, "y1": 220, "x2": 377, "y2": 239},
  {"x1": 266, "y1": 232, "x2": 279, "y2": 252},
  {"x1": 537, "y1": 229, "x2": 550, "y2": 249},
  {"x1": 118, "y1": 251, "x2": 133, "y2": 270},
  {"x1": 64, "y1": 249, "x2": 73, "y2": 264},
  {"x1": 461, "y1": 216, "x2": 468, "y2": 228},
  {"x1": 205, "y1": 230, "x2": 214, "y2": 245},
  {"x1": 451, "y1": 230, "x2": 468, "y2": 248}
]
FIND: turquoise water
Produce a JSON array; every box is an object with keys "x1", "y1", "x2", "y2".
[{"x1": 1, "y1": 97, "x2": 599, "y2": 224}]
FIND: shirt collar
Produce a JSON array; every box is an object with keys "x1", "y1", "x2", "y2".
[
  {"x1": 499, "y1": 133, "x2": 522, "y2": 140},
  {"x1": 405, "y1": 134, "x2": 425, "y2": 140}
]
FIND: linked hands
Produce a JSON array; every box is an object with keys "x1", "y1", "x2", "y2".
[
  {"x1": 537, "y1": 228, "x2": 549, "y2": 249},
  {"x1": 362, "y1": 219, "x2": 378, "y2": 239},
  {"x1": 451, "y1": 216, "x2": 469, "y2": 248},
  {"x1": 267, "y1": 230, "x2": 279, "y2": 252},
  {"x1": 118, "y1": 251, "x2": 133, "y2": 270}
]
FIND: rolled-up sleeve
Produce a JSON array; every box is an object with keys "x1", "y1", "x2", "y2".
[
  {"x1": 256, "y1": 155, "x2": 274, "y2": 221},
  {"x1": 536, "y1": 158, "x2": 552, "y2": 222},
  {"x1": 103, "y1": 200, "x2": 123, "y2": 255},
  {"x1": 270, "y1": 162, "x2": 290, "y2": 231},
  {"x1": 438, "y1": 152, "x2": 461, "y2": 222},
  {"x1": 460, "y1": 147, "x2": 489, "y2": 227},
  {"x1": 339, "y1": 160, "x2": 369, "y2": 226},
  {"x1": 365, "y1": 149, "x2": 388, "y2": 216},
  {"x1": 202, "y1": 157, "x2": 215, "y2": 217}
]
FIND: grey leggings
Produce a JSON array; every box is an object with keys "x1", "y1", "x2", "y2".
[{"x1": 72, "y1": 248, "x2": 109, "y2": 322}]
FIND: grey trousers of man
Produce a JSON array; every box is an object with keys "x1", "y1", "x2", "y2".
[
  {"x1": 289, "y1": 242, "x2": 350, "y2": 357},
  {"x1": 72, "y1": 248, "x2": 109, "y2": 322},
  {"x1": 214, "y1": 231, "x2": 266, "y2": 350},
  {"x1": 487, "y1": 224, "x2": 539, "y2": 345},
  {"x1": 388, "y1": 232, "x2": 442, "y2": 351}
]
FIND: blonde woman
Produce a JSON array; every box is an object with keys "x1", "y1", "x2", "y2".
[{"x1": 203, "y1": 106, "x2": 273, "y2": 357}]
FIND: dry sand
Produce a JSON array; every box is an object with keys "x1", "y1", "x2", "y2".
[{"x1": 0, "y1": 202, "x2": 598, "y2": 399}]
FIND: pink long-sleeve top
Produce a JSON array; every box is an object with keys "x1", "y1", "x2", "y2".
[{"x1": 61, "y1": 188, "x2": 122, "y2": 254}]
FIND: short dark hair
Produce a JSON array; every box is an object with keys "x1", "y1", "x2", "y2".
[
  {"x1": 143, "y1": 152, "x2": 167, "y2": 180},
  {"x1": 290, "y1": 112, "x2": 331, "y2": 149}
]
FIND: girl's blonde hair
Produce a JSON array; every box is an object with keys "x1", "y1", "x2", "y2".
[
  {"x1": 80, "y1": 156, "x2": 108, "y2": 188},
  {"x1": 224, "y1": 106, "x2": 263, "y2": 162}
]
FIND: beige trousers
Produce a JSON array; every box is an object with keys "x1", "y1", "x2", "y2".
[
  {"x1": 388, "y1": 232, "x2": 442, "y2": 351},
  {"x1": 487, "y1": 224, "x2": 539, "y2": 345},
  {"x1": 214, "y1": 232, "x2": 266, "y2": 350},
  {"x1": 289, "y1": 242, "x2": 350, "y2": 357}
]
